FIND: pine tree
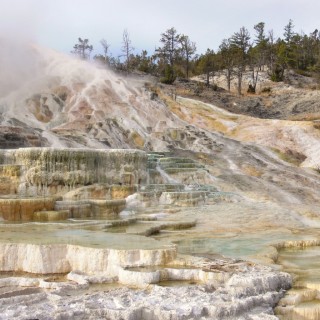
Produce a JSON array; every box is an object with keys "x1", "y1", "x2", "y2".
[
  {"x1": 284, "y1": 19, "x2": 295, "y2": 43},
  {"x1": 71, "y1": 38, "x2": 93, "y2": 60},
  {"x1": 155, "y1": 27, "x2": 182, "y2": 84},
  {"x1": 230, "y1": 27, "x2": 251, "y2": 95},
  {"x1": 180, "y1": 35, "x2": 196, "y2": 79},
  {"x1": 218, "y1": 39, "x2": 234, "y2": 91}
]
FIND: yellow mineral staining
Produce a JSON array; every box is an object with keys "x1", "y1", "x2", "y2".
[
  {"x1": 90, "y1": 199, "x2": 126, "y2": 216},
  {"x1": 111, "y1": 185, "x2": 136, "y2": 199},
  {"x1": 33, "y1": 210, "x2": 70, "y2": 221},
  {"x1": 241, "y1": 165, "x2": 263, "y2": 177},
  {"x1": 0, "y1": 165, "x2": 21, "y2": 177},
  {"x1": 0, "y1": 148, "x2": 147, "y2": 195},
  {"x1": 0, "y1": 198, "x2": 55, "y2": 221},
  {"x1": 0, "y1": 148, "x2": 147, "y2": 221},
  {"x1": 0, "y1": 165, "x2": 21, "y2": 195},
  {"x1": 129, "y1": 131, "x2": 145, "y2": 148}
]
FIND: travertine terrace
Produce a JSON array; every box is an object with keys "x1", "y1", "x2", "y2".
[
  {"x1": 0, "y1": 147, "x2": 293, "y2": 320},
  {"x1": 1, "y1": 44, "x2": 320, "y2": 319}
]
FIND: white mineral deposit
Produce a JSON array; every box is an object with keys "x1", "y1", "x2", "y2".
[{"x1": 1, "y1": 13, "x2": 320, "y2": 319}]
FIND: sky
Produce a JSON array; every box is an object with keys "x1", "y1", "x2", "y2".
[{"x1": 1, "y1": 0, "x2": 320, "y2": 58}]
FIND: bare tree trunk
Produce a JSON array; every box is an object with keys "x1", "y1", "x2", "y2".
[
  {"x1": 206, "y1": 70, "x2": 210, "y2": 86},
  {"x1": 253, "y1": 69, "x2": 259, "y2": 91},
  {"x1": 121, "y1": 29, "x2": 134, "y2": 72},
  {"x1": 186, "y1": 57, "x2": 189, "y2": 79},
  {"x1": 237, "y1": 69, "x2": 243, "y2": 95},
  {"x1": 227, "y1": 69, "x2": 231, "y2": 91},
  {"x1": 237, "y1": 77, "x2": 242, "y2": 95},
  {"x1": 248, "y1": 67, "x2": 259, "y2": 93}
]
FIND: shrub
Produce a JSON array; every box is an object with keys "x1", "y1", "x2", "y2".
[
  {"x1": 212, "y1": 83, "x2": 218, "y2": 91},
  {"x1": 194, "y1": 82, "x2": 205, "y2": 95},
  {"x1": 270, "y1": 64, "x2": 284, "y2": 82},
  {"x1": 261, "y1": 87, "x2": 271, "y2": 93},
  {"x1": 160, "y1": 65, "x2": 176, "y2": 84},
  {"x1": 295, "y1": 69, "x2": 312, "y2": 77},
  {"x1": 247, "y1": 84, "x2": 256, "y2": 93}
]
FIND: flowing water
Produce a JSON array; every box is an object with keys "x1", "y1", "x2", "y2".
[{"x1": 0, "y1": 221, "x2": 167, "y2": 249}]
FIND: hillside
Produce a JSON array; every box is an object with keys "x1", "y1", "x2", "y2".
[
  {"x1": 1, "y1": 45, "x2": 320, "y2": 207},
  {"x1": 0, "y1": 43, "x2": 190, "y2": 151},
  {"x1": 186, "y1": 70, "x2": 320, "y2": 120},
  {"x1": 0, "y1": 44, "x2": 320, "y2": 170}
]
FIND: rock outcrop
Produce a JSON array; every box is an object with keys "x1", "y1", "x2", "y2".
[
  {"x1": 0, "y1": 148, "x2": 147, "y2": 197},
  {"x1": 0, "y1": 148, "x2": 147, "y2": 220}
]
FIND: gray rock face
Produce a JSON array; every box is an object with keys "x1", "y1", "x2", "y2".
[
  {"x1": 0, "y1": 148, "x2": 148, "y2": 197},
  {"x1": 0, "y1": 147, "x2": 148, "y2": 220},
  {"x1": 0, "y1": 126, "x2": 44, "y2": 148}
]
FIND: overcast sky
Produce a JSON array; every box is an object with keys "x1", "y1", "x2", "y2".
[{"x1": 1, "y1": 0, "x2": 320, "y2": 57}]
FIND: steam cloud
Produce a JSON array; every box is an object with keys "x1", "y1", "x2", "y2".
[{"x1": 0, "y1": 39, "x2": 41, "y2": 97}]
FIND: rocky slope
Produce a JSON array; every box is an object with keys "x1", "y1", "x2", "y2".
[
  {"x1": 1, "y1": 44, "x2": 320, "y2": 171},
  {"x1": 0, "y1": 42, "x2": 188, "y2": 151},
  {"x1": 189, "y1": 70, "x2": 320, "y2": 120}
]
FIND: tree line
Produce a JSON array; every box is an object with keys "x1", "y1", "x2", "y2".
[{"x1": 72, "y1": 20, "x2": 320, "y2": 94}]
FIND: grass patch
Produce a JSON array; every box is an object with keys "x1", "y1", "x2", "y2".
[{"x1": 289, "y1": 112, "x2": 320, "y2": 121}]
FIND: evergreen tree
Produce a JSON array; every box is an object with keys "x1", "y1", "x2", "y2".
[
  {"x1": 230, "y1": 27, "x2": 251, "y2": 95},
  {"x1": 156, "y1": 27, "x2": 181, "y2": 83},
  {"x1": 247, "y1": 22, "x2": 268, "y2": 92},
  {"x1": 156, "y1": 27, "x2": 181, "y2": 68},
  {"x1": 196, "y1": 49, "x2": 217, "y2": 86},
  {"x1": 253, "y1": 22, "x2": 268, "y2": 69},
  {"x1": 218, "y1": 39, "x2": 234, "y2": 91},
  {"x1": 71, "y1": 38, "x2": 93, "y2": 60},
  {"x1": 136, "y1": 50, "x2": 156, "y2": 73},
  {"x1": 180, "y1": 35, "x2": 197, "y2": 79},
  {"x1": 284, "y1": 19, "x2": 295, "y2": 43}
]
